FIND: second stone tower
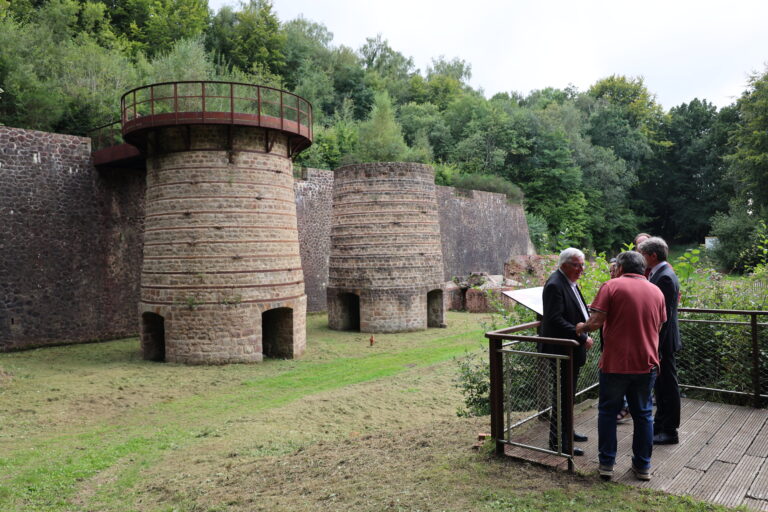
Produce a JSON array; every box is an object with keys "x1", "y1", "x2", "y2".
[{"x1": 327, "y1": 162, "x2": 446, "y2": 332}]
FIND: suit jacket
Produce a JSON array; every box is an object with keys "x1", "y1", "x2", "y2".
[
  {"x1": 540, "y1": 269, "x2": 589, "y2": 367},
  {"x1": 650, "y1": 263, "x2": 682, "y2": 354}
]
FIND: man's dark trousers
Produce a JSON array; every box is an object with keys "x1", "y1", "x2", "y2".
[
  {"x1": 548, "y1": 359, "x2": 579, "y2": 452},
  {"x1": 654, "y1": 348, "x2": 680, "y2": 435}
]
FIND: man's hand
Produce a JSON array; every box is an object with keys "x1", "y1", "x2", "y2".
[
  {"x1": 577, "y1": 311, "x2": 607, "y2": 336},
  {"x1": 585, "y1": 336, "x2": 594, "y2": 350}
]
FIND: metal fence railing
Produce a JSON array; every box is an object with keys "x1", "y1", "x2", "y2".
[
  {"x1": 486, "y1": 308, "x2": 766, "y2": 471},
  {"x1": 88, "y1": 120, "x2": 123, "y2": 151},
  {"x1": 486, "y1": 321, "x2": 597, "y2": 472},
  {"x1": 677, "y1": 308, "x2": 768, "y2": 407},
  {"x1": 120, "y1": 81, "x2": 313, "y2": 141}
]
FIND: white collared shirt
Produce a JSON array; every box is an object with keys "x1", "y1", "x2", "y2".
[
  {"x1": 648, "y1": 261, "x2": 667, "y2": 281},
  {"x1": 559, "y1": 269, "x2": 589, "y2": 321}
]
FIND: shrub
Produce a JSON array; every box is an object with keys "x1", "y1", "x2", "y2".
[
  {"x1": 525, "y1": 212, "x2": 550, "y2": 253},
  {"x1": 709, "y1": 208, "x2": 762, "y2": 273},
  {"x1": 451, "y1": 174, "x2": 524, "y2": 205}
]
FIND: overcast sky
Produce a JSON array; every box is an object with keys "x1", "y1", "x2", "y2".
[{"x1": 209, "y1": 0, "x2": 768, "y2": 110}]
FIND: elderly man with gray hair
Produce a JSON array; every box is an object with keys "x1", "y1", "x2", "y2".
[{"x1": 540, "y1": 247, "x2": 594, "y2": 456}]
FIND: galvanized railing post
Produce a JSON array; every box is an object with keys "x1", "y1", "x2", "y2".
[
  {"x1": 489, "y1": 335, "x2": 505, "y2": 455},
  {"x1": 752, "y1": 313, "x2": 761, "y2": 408}
]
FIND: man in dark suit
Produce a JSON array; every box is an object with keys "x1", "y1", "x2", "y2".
[
  {"x1": 541, "y1": 248, "x2": 594, "y2": 456},
  {"x1": 638, "y1": 237, "x2": 682, "y2": 445}
]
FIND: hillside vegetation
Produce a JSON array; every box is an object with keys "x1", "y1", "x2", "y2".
[{"x1": 1, "y1": 1, "x2": 767, "y2": 264}]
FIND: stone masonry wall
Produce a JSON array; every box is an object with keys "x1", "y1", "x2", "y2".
[
  {"x1": 0, "y1": 127, "x2": 144, "y2": 350},
  {"x1": 294, "y1": 168, "x2": 334, "y2": 313},
  {"x1": 1, "y1": 127, "x2": 532, "y2": 349},
  {"x1": 437, "y1": 186, "x2": 534, "y2": 280}
]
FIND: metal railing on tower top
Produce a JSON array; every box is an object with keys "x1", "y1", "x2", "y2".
[{"x1": 120, "y1": 81, "x2": 313, "y2": 154}]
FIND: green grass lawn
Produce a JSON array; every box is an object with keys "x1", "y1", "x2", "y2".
[{"x1": 0, "y1": 312, "x2": 738, "y2": 511}]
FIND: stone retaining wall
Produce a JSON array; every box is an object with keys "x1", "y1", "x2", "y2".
[
  {"x1": 0, "y1": 127, "x2": 144, "y2": 350},
  {"x1": 0, "y1": 127, "x2": 533, "y2": 350}
]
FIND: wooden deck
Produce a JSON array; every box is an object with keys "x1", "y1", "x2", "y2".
[{"x1": 503, "y1": 398, "x2": 768, "y2": 510}]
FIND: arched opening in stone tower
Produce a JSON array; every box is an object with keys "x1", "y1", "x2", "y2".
[
  {"x1": 262, "y1": 307, "x2": 294, "y2": 358},
  {"x1": 337, "y1": 293, "x2": 360, "y2": 331},
  {"x1": 427, "y1": 289, "x2": 444, "y2": 328},
  {"x1": 141, "y1": 312, "x2": 166, "y2": 361}
]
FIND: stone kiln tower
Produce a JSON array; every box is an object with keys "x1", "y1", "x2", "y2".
[
  {"x1": 122, "y1": 81, "x2": 312, "y2": 363},
  {"x1": 327, "y1": 162, "x2": 446, "y2": 332}
]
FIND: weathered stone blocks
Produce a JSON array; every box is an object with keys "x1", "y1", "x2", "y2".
[
  {"x1": 327, "y1": 162, "x2": 445, "y2": 332},
  {"x1": 139, "y1": 125, "x2": 306, "y2": 363}
]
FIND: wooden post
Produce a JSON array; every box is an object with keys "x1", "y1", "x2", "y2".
[{"x1": 489, "y1": 335, "x2": 504, "y2": 455}]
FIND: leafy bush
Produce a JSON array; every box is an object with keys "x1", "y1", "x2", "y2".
[
  {"x1": 709, "y1": 208, "x2": 762, "y2": 272},
  {"x1": 451, "y1": 174, "x2": 524, "y2": 205},
  {"x1": 455, "y1": 349, "x2": 491, "y2": 417},
  {"x1": 525, "y1": 212, "x2": 550, "y2": 253}
]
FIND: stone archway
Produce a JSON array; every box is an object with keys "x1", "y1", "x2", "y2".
[
  {"x1": 262, "y1": 307, "x2": 294, "y2": 358},
  {"x1": 427, "y1": 289, "x2": 444, "y2": 328},
  {"x1": 141, "y1": 312, "x2": 165, "y2": 361}
]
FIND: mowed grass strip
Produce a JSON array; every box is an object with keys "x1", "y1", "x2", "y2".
[{"x1": 0, "y1": 312, "x2": 488, "y2": 511}]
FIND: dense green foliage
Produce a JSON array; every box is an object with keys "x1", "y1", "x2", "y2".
[{"x1": 2, "y1": 0, "x2": 767, "y2": 260}]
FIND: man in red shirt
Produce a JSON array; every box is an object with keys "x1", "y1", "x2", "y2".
[{"x1": 576, "y1": 251, "x2": 666, "y2": 481}]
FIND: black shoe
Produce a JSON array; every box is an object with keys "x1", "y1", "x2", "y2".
[
  {"x1": 653, "y1": 432, "x2": 679, "y2": 445},
  {"x1": 572, "y1": 447, "x2": 584, "y2": 456},
  {"x1": 573, "y1": 432, "x2": 588, "y2": 443}
]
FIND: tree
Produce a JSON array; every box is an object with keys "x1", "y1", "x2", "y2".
[
  {"x1": 330, "y1": 45, "x2": 373, "y2": 120},
  {"x1": 226, "y1": 0, "x2": 286, "y2": 76},
  {"x1": 295, "y1": 99, "x2": 358, "y2": 170},
  {"x1": 102, "y1": 0, "x2": 208, "y2": 57},
  {"x1": 426, "y1": 56, "x2": 471, "y2": 84},
  {"x1": 359, "y1": 34, "x2": 415, "y2": 105},
  {"x1": 281, "y1": 16, "x2": 333, "y2": 91},
  {"x1": 652, "y1": 99, "x2": 735, "y2": 242},
  {"x1": 725, "y1": 67, "x2": 768, "y2": 216},
  {"x1": 346, "y1": 91, "x2": 409, "y2": 163},
  {"x1": 708, "y1": 67, "x2": 768, "y2": 272},
  {"x1": 397, "y1": 102, "x2": 450, "y2": 159},
  {"x1": 586, "y1": 76, "x2": 669, "y2": 236},
  {"x1": 143, "y1": 0, "x2": 209, "y2": 56}
]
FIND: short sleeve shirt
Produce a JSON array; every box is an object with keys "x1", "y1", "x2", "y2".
[{"x1": 590, "y1": 274, "x2": 666, "y2": 374}]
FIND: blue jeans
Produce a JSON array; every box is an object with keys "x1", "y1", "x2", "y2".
[{"x1": 598, "y1": 370, "x2": 657, "y2": 469}]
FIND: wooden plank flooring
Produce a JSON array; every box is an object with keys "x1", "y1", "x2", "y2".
[{"x1": 503, "y1": 398, "x2": 768, "y2": 510}]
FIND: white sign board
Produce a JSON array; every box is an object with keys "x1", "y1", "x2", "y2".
[{"x1": 502, "y1": 286, "x2": 544, "y2": 316}]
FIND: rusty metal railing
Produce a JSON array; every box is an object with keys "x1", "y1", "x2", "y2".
[
  {"x1": 88, "y1": 120, "x2": 123, "y2": 151},
  {"x1": 120, "y1": 81, "x2": 313, "y2": 143},
  {"x1": 486, "y1": 321, "x2": 582, "y2": 472}
]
